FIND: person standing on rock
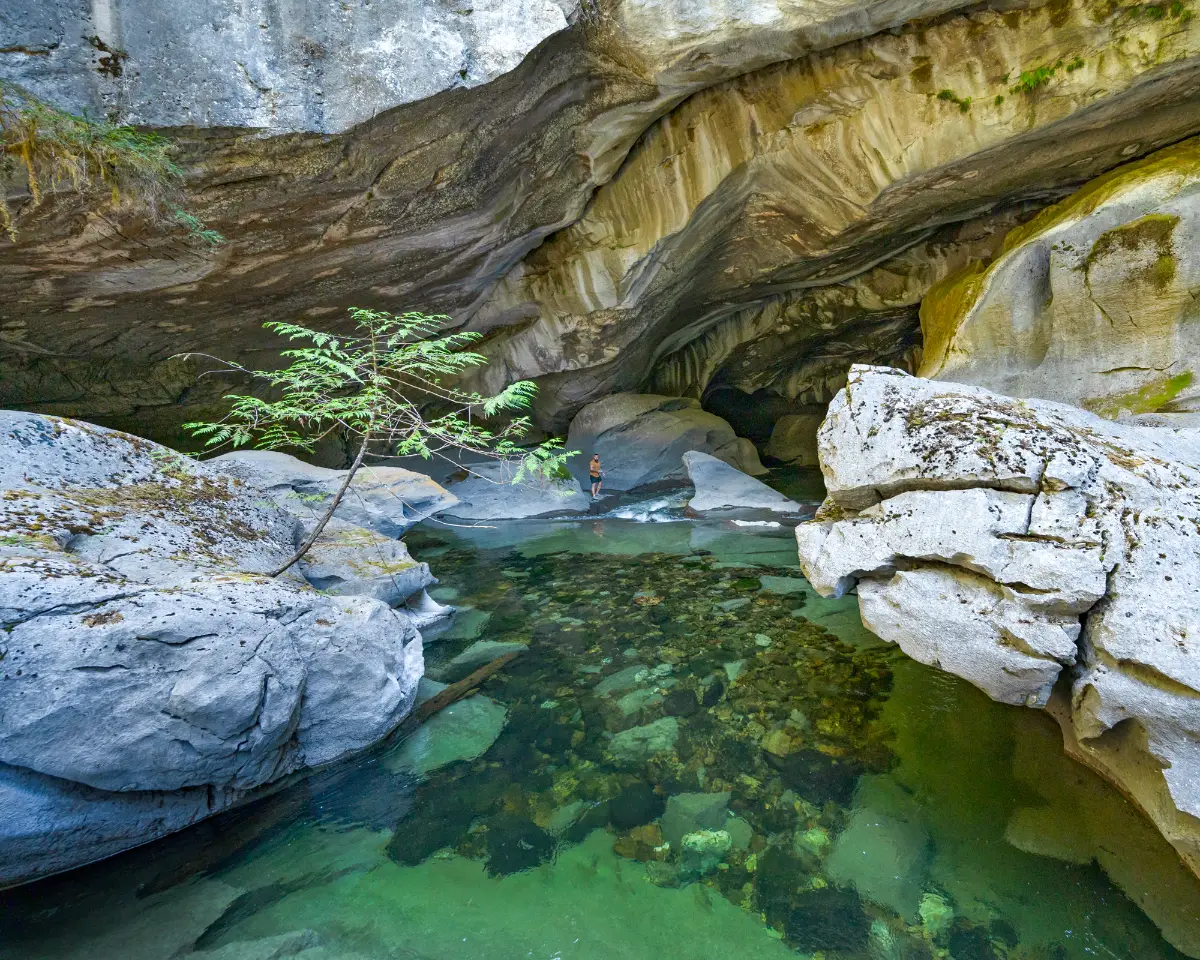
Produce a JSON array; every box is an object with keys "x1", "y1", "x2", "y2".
[{"x1": 589, "y1": 454, "x2": 604, "y2": 499}]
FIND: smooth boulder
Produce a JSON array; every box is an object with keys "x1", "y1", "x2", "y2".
[
  {"x1": 565, "y1": 394, "x2": 765, "y2": 491},
  {"x1": 795, "y1": 365, "x2": 1200, "y2": 877},
  {"x1": 442, "y1": 460, "x2": 591, "y2": 520},
  {"x1": 0, "y1": 413, "x2": 425, "y2": 886},
  {"x1": 683, "y1": 451, "x2": 800, "y2": 514},
  {"x1": 212, "y1": 450, "x2": 459, "y2": 537}
]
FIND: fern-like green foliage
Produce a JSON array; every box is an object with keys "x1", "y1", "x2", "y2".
[
  {"x1": 183, "y1": 308, "x2": 578, "y2": 487},
  {"x1": 1010, "y1": 62, "x2": 1060, "y2": 94},
  {"x1": 0, "y1": 83, "x2": 224, "y2": 245}
]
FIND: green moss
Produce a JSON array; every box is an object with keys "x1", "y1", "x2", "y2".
[
  {"x1": 1010, "y1": 63, "x2": 1060, "y2": 94},
  {"x1": 1084, "y1": 371, "x2": 1193, "y2": 417},
  {"x1": 936, "y1": 89, "x2": 972, "y2": 112},
  {"x1": 1002, "y1": 138, "x2": 1200, "y2": 254},
  {"x1": 1086, "y1": 213, "x2": 1181, "y2": 290},
  {"x1": 918, "y1": 259, "x2": 991, "y2": 373}
]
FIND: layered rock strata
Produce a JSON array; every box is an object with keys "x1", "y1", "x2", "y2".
[
  {"x1": 795, "y1": 365, "x2": 1200, "y2": 876},
  {"x1": 0, "y1": 0, "x2": 996, "y2": 442},
  {"x1": 0, "y1": 414, "x2": 444, "y2": 886}
]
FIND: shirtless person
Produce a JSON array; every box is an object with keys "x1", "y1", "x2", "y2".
[{"x1": 589, "y1": 454, "x2": 603, "y2": 498}]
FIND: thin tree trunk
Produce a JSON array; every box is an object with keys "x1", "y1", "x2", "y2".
[{"x1": 270, "y1": 430, "x2": 371, "y2": 578}]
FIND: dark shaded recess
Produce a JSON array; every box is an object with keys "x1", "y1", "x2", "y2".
[
  {"x1": 947, "y1": 919, "x2": 1003, "y2": 960},
  {"x1": 386, "y1": 786, "x2": 477, "y2": 866},
  {"x1": 485, "y1": 815, "x2": 556, "y2": 876},
  {"x1": 755, "y1": 845, "x2": 809, "y2": 928},
  {"x1": 662, "y1": 688, "x2": 699, "y2": 717},
  {"x1": 563, "y1": 800, "x2": 612, "y2": 844},
  {"x1": 989, "y1": 918, "x2": 1020, "y2": 947},
  {"x1": 785, "y1": 887, "x2": 871, "y2": 954},
  {"x1": 702, "y1": 386, "x2": 794, "y2": 444},
  {"x1": 765, "y1": 748, "x2": 864, "y2": 806},
  {"x1": 701, "y1": 679, "x2": 726, "y2": 707},
  {"x1": 609, "y1": 782, "x2": 665, "y2": 829},
  {"x1": 531, "y1": 621, "x2": 562, "y2": 641}
]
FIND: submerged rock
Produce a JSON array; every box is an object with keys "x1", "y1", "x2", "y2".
[
  {"x1": 796, "y1": 365, "x2": 1200, "y2": 877},
  {"x1": 785, "y1": 887, "x2": 871, "y2": 953},
  {"x1": 609, "y1": 782, "x2": 666, "y2": 829},
  {"x1": 682, "y1": 452, "x2": 801, "y2": 514},
  {"x1": 680, "y1": 829, "x2": 732, "y2": 879},
  {"x1": 608, "y1": 717, "x2": 680, "y2": 765},
  {"x1": 0, "y1": 414, "x2": 424, "y2": 887},
  {"x1": 385, "y1": 694, "x2": 509, "y2": 777},
  {"x1": 662, "y1": 791, "x2": 732, "y2": 850},
  {"x1": 427, "y1": 639, "x2": 529, "y2": 683}
]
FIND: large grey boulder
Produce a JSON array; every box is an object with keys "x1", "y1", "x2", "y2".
[
  {"x1": 565, "y1": 394, "x2": 765, "y2": 491},
  {"x1": 795, "y1": 366, "x2": 1200, "y2": 877},
  {"x1": 442, "y1": 460, "x2": 591, "y2": 520},
  {"x1": 5, "y1": 0, "x2": 574, "y2": 134},
  {"x1": 299, "y1": 517, "x2": 435, "y2": 606},
  {"x1": 682, "y1": 451, "x2": 800, "y2": 514},
  {"x1": 0, "y1": 413, "x2": 425, "y2": 886},
  {"x1": 212, "y1": 450, "x2": 458, "y2": 537}
]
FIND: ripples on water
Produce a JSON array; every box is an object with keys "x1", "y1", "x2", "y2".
[{"x1": 3, "y1": 504, "x2": 1200, "y2": 960}]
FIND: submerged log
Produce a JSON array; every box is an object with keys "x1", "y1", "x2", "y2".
[{"x1": 409, "y1": 651, "x2": 522, "y2": 727}]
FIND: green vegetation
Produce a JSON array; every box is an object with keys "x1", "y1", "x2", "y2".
[
  {"x1": 1010, "y1": 61, "x2": 1062, "y2": 94},
  {"x1": 937, "y1": 89, "x2": 972, "y2": 113},
  {"x1": 0, "y1": 84, "x2": 223, "y2": 244},
  {"x1": 183, "y1": 308, "x2": 577, "y2": 575},
  {"x1": 1084, "y1": 371, "x2": 1194, "y2": 418},
  {"x1": 1065, "y1": 56, "x2": 1086, "y2": 72},
  {"x1": 172, "y1": 209, "x2": 225, "y2": 247}
]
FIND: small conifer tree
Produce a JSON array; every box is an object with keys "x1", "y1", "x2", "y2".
[{"x1": 184, "y1": 308, "x2": 573, "y2": 576}]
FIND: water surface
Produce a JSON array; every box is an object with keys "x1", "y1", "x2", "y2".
[{"x1": 3, "y1": 510, "x2": 1200, "y2": 960}]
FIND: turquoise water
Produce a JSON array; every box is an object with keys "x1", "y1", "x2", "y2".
[{"x1": 3, "y1": 511, "x2": 1200, "y2": 960}]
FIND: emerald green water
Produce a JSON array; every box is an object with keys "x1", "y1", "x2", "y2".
[{"x1": 3, "y1": 513, "x2": 1200, "y2": 960}]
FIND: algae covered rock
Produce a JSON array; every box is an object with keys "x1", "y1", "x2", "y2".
[
  {"x1": 299, "y1": 518, "x2": 435, "y2": 606},
  {"x1": 796, "y1": 365, "x2": 1200, "y2": 878},
  {"x1": 920, "y1": 137, "x2": 1200, "y2": 418}
]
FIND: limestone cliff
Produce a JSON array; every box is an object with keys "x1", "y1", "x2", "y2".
[{"x1": 468, "y1": 0, "x2": 1200, "y2": 428}]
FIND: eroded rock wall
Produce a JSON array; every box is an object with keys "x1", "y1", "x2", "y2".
[
  {"x1": 0, "y1": 0, "x2": 996, "y2": 443},
  {"x1": 919, "y1": 136, "x2": 1200, "y2": 417},
  {"x1": 468, "y1": 0, "x2": 1200, "y2": 429}
]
